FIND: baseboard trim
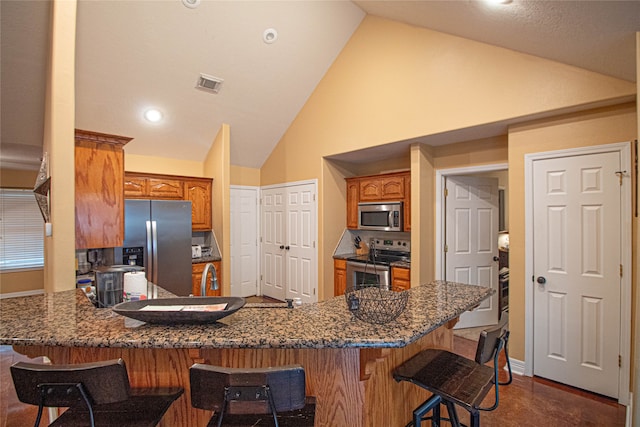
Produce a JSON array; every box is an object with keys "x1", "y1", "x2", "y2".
[
  {"x1": 507, "y1": 357, "x2": 526, "y2": 376},
  {"x1": 0, "y1": 289, "x2": 44, "y2": 299}
]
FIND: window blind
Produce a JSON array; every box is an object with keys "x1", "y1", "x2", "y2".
[{"x1": 0, "y1": 189, "x2": 44, "y2": 271}]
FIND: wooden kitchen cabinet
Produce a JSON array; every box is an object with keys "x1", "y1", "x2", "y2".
[
  {"x1": 192, "y1": 261, "x2": 222, "y2": 296},
  {"x1": 334, "y1": 259, "x2": 347, "y2": 296},
  {"x1": 75, "y1": 129, "x2": 132, "y2": 249},
  {"x1": 391, "y1": 266, "x2": 411, "y2": 291},
  {"x1": 124, "y1": 172, "x2": 183, "y2": 199},
  {"x1": 404, "y1": 174, "x2": 411, "y2": 231},
  {"x1": 148, "y1": 177, "x2": 184, "y2": 199},
  {"x1": 124, "y1": 172, "x2": 213, "y2": 231},
  {"x1": 346, "y1": 179, "x2": 360, "y2": 229},
  {"x1": 359, "y1": 175, "x2": 405, "y2": 201},
  {"x1": 345, "y1": 171, "x2": 411, "y2": 230},
  {"x1": 184, "y1": 179, "x2": 212, "y2": 231}
]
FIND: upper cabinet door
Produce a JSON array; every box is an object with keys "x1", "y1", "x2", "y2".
[
  {"x1": 346, "y1": 179, "x2": 359, "y2": 229},
  {"x1": 148, "y1": 177, "x2": 184, "y2": 199},
  {"x1": 358, "y1": 178, "x2": 383, "y2": 201},
  {"x1": 185, "y1": 179, "x2": 212, "y2": 231},
  {"x1": 124, "y1": 175, "x2": 148, "y2": 198},
  {"x1": 75, "y1": 129, "x2": 132, "y2": 249},
  {"x1": 380, "y1": 175, "x2": 405, "y2": 200}
]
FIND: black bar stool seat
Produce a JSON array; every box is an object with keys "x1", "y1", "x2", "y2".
[
  {"x1": 394, "y1": 348, "x2": 495, "y2": 414},
  {"x1": 393, "y1": 315, "x2": 512, "y2": 427},
  {"x1": 11, "y1": 358, "x2": 183, "y2": 427}
]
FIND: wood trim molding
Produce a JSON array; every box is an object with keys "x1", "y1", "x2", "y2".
[{"x1": 75, "y1": 129, "x2": 133, "y2": 147}]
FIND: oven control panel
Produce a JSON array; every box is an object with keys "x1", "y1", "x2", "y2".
[{"x1": 371, "y1": 239, "x2": 410, "y2": 252}]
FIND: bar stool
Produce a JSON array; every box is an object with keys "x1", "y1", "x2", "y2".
[
  {"x1": 393, "y1": 316, "x2": 512, "y2": 427},
  {"x1": 189, "y1": 364, "x2": 316, "y2": 426},
  {"x1": 10, "y1": 358, "x2": 183, "y2": 427}
]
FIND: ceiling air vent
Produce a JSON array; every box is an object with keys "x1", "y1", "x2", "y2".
[{"x1": 196, "y1": 73, "x2": 223, "y2": 94}]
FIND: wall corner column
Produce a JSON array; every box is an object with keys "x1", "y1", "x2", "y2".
[
  {"x1": 410, "y1": 143, "x2": 435, "y2": 286},
  {"x1": 42, "y1": 0, "x2": 77, "y2": 292}
]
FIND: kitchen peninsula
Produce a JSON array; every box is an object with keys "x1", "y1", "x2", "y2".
[{"x1": 1, "y1": 282, "x2": 491, "y2": 427}]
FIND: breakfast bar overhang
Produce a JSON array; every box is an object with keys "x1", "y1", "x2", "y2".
[{"x1": 1, "y1": 281, "x2": 492, "y2": 427}]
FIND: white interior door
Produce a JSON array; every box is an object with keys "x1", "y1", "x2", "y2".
[
  {"x1": 261, "y1": 187, "x2": 286, "y2": 300},
  {"x1": 445, "y1": 175, "x2": 500, "y2": 329},
  {"x1": 260, "y1": 182, "x2": 317, "y2": 302},
  {"x1": 533, "y1": 151, "x2": 621, "y2": 398},
  {"x1": 285, "y1": 183, "x2": 317, "y2": 303},
  {"x1": 230, "y1": 187, "x2": 259, "y2": 297}
]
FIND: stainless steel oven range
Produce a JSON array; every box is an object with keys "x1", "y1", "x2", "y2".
[{"x1": 346, "y1": 239, "x2": 410, "y2": 291}]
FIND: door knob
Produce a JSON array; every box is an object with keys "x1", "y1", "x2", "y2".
[
  {"x1": 493, "y1": 256, "x2": 500, "y2": 262},
  {"x1": 537, "y1": 276, "x2": 546, "y2": 284},
  {"x1": 285, "y1": 246, "x2": 290, "y2": 250},
  {"x1": 279, "y1": 245, "x2": 284, "y2": 249}
]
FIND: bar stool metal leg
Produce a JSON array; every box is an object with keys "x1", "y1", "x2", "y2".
[{"x1": 412, "y1": 394, "x2": 441, "y2": 427}]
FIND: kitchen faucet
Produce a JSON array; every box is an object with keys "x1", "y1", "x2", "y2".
[{"x1": 200, "y1": 263, "x2": 218, "y2": 296}]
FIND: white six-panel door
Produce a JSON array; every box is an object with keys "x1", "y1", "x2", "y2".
[
  {"x1": 261, "y1": 182, "x2": 317, "y2": 303},
  {"x1": 285, "y1": 185, "x2": 316, "y2": 303},
  {"x1": 261, "y1": 187, "x2": 287, "y2": 301},
  {"x1": 533, "y1": 151, "x2": 621, "y2": 398},
  {"x1": 445, "y1": 175, "x2": 500, "y2": 329},
  {"x1": 230, "y1": 187, "x2": 259, "y2": 297}
]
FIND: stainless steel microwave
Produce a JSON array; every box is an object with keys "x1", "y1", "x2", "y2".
[{"x1": 357, "y1": 201, "x2": 403, "y2": 231}]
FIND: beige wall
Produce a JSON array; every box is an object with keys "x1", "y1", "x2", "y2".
[
  {"x1": 508, "y1": 103, "x2": 637, "y2": 360},
  {"x1": 125, "y1": 153, "x2": 204, "y2": 177},
  {"x1": 204, "y1": 125, "x2": 231, "y2": 294},
  {"x1": 230, "y1": 165, "x2": 260, "y2": 186},
  {"x1": 260, "y1": 15, "x2": 637, "y2": 360}
]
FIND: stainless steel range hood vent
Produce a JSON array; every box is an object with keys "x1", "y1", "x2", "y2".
[{"x1": 195, "y1": 73, "x2": 223, "y2": 94}]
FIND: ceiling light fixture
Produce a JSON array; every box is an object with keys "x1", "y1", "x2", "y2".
[
  {"x1": 144, "y1": 109, "x2": 163, "y2": 123},
  {"x1": 182, "y1": 0, "x2": 201, "y2": 9},
  {"x1": 486, "y1": 0, "x2": 512, "y2": 4},
  {"x1": 263, "y1": 28, "x2": 278, "y2": 44}
]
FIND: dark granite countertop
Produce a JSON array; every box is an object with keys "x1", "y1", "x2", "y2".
[
  {"x1": 0, "y1": 281, "x2": 491, "y2": 350},
  {"x1": 192, "y1": 255, "x2": 222, "y2": 264}
]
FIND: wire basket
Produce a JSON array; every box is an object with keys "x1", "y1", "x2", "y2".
[{"x1": 345, "y1": 285, "x2": 409, "y2": 324}]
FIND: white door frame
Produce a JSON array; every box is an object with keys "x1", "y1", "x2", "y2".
[
  {"x1": 435, "y1": 163, "x2": 508, "y2": 280},
  {"x1": 260, "y1": 179, "x2": 318, "y2": 301},
  {"x1": 230, "y1": 185, "x2": 260, "y2": 297},
  {"x1": 524, "y1": 142, "x2": 632, "y2": 405}
]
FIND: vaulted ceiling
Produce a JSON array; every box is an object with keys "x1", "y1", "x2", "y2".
[{"x1": 1, "y1": 1, "x2": 638, "y2": 171}]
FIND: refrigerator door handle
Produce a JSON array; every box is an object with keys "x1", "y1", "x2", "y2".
[
  {"x1": 151, "y1": 220, "x2": 159, "y2": 284},
  {"x1": 146, "y1": 220, "x2": 153, "y2": 283}
]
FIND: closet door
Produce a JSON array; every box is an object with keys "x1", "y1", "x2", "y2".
[{"x1": 261, "y1": 182, "x2": 317, "y2": 303}]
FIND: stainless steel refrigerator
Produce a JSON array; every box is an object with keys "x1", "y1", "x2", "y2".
[{"x1": 121, "y1": 200, "x2": 192, "y2": 296}]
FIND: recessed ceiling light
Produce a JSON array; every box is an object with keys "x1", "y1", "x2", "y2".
[
  {"x1": 144, "y1": 109, "x2": 163, "y2": 123},
  {"x1": 263, "y1": 28, "x2": 278, "y2": 44},
  {"x1": 182, "y1": 0, "x2": 200, "y2": 9},
  {"x1": 486, "y1": 0, "x2": 512, "y2": 4}
]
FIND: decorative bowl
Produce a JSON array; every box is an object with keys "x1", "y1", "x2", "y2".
[{"x1": 112, "y1": 296, "x2": 245, "y2": 324}]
